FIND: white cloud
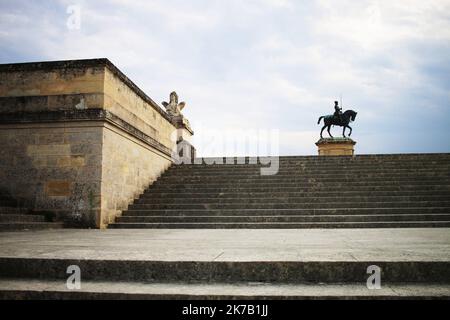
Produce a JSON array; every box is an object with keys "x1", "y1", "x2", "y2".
[
  {"x1": 1, "y1": 0, "x2": 449, "y2": 155},
  {"x1": 315, "y1": 0, "x2": 450, "y2": 48}
]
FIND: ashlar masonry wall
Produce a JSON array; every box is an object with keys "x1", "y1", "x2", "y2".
[{"x1": 0, "y1": 59, "x2": 186, "y2": 228}]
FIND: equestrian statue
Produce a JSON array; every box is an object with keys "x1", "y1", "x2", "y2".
[{"x1": 318, "y1": 101, "x2": 357, "y2": 139}]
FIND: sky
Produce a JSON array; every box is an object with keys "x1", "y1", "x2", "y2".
[{"x1": 1, "y1": 0, "x2": 449, "y2": 156}]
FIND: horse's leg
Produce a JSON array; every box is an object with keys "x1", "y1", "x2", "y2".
[
  {"x1": 320, "y1": 125, "x2": 326, "y2": 139},
  {"x1": 348, "y1": 125, "x2": 352, "y2": 136},
  {"x1": 327, "y1": 125, "x2": 333, "y2": 138},
  {"x1": 342, "y1": 126, "x2": 346, "y2": 138}
]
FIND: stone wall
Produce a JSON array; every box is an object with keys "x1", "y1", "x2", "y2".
[
  {"x1": 0, "y1": 60, "x2": 105, "y2": 113},
  {"x1": 0, "y1": 122, "x2": 103, "y2": 227},
  {"x1": 103, "y1": 67, "x2": 176, "y2": 150},
  {"x1": 101, "y1": 123, "x2": 172, "y2": 227},
  {"x1": 0, "y1": 58, "x2": 191, "y2": 228}
]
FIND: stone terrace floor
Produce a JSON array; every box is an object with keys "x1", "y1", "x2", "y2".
[{"x1": 1, "y1": 228, "x2": 449, "y2": 262}]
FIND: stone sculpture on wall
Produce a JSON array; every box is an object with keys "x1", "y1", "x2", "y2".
[{"x1": 162, "y1": 91, "x2": 185, "y2": 117}]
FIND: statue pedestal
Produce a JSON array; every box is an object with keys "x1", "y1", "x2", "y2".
[
  {"x1": 315, "y1": 138, "x2": 356, "y2": 156},
  {"x1": 171, "y1": 115, "x2": 196, "y2": 163}
]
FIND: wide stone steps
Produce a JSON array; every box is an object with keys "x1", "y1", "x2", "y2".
[
  {"x1": 177, "y1": 161, "x2": 450, "y2": 169},
  {"x1": 128, "y1": 201, "x2": 450, "y2": 210},
  {"x1": 169, "y1": 162, "x2": 450, "y2": 169},
  {"x1": 136, "y1": 194, "x2": 450, "y2": 204},
  {"x1": 110, "y1": 154, "x2": 450, "y2": 229},
  {"x1": 1, "y1": 228, "x2": 449, "y2": 299},
  {"x1": 110, "y1": 221, "x2": 450, "y2": 229},
  {"x1": 124, "y1": 207, "x2": 450, "y2": 217},
  {"x1": 123, "y1": 207, "x2": 450, "y2": 216},
  {"x1": 169, "y1": 168, "x2": 450, "y2": 176},
  {"x1": 192, "y1": 154, "x2": 450, "y2": 163},
  {"x1": 150, "y1": 178, "x2": 450, "y2": 190},
  {"x1": 155, "y1": 176, "x2": 450, "y2": 185},
  {"x1": 0, "y1": 207, "x2": 30, "y2": 214},
  {"x1": 166, "y1": 165, "x2": 450, "y2": 177},
  {"x1": 151, "y1": 178, "x2": 450, "y2": 186},
  {"x1": 143, "y1": 185, "x2": 450, "y2": 195},
  {"x1": 1, "y1": 256, "x2": 449, "y2": 283},
  {"x1": 0, "y1": 199, "x2": 17, "y2": 207},
  {"x1": 139, "y1": 190, "x2": 450, "y2": 199},
  {"x1": 0, "y1": 194, "x2": 63, "y2": 231},
  {"x1": 0, "y1": 222, "x2": 64, "y2": 231},
  {"x1": 0, "y1": 214, "x2": 45, "y2": 223},
  {"x1": 116, "y1": 214, "x2": 450, "y2": 223},
  {"x1": 163, "y1": 172, "x2": 450, "y2": 180},
  {"x1": 168, "y1": 165, "x2": 450, "y2": 174},
  {"x1": 2, "y1": 279, "x2": 449, "y2": 300}
]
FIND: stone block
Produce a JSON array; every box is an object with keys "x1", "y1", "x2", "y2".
[
  {"x1": 45, "y1": 180, "x2": 71, "y2": 197},
  {"x1": 27, "y1": 144, "x2": 71, "y2": 156},
  {"x1": 315, "y1": 138, "x2": 356, "y2": 156}
]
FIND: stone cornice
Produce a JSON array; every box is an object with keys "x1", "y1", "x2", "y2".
[
  {"x1": 0, "y1": 109, "x2": 173, "y2": 157},
  {"x1": 0, "y1": 58, "x2": 175, "y2": 125}
]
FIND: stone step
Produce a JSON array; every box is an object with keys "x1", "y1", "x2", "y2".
[
  {"x1": 1, "y1": 279, "x2": 449, "y2": 300},
  {"x1": 158, "y1": 173, "x2": 450, "y2": 182},
  {"x1": 0, "y1": 199, "x2": 17, "y2": 207},
  {"x1": 171, "y1": 162, "x2": 450, "y2": 169},
  {"x1": 152, "y1": 178, "x2": 450, "y2": 186},
  {"x1": 172, "y1": 160, "x2": 450, "y2": 166},
  {"x1": 173, "y1": 165, "x2": 450, "y2": 172},
  {"x1": 139, "y1": 190, "x2": 450, "y2": 199},
  {"x1": 109, "y1": 221, "x2": 450, "y2": 229},
  {"x1": 152, "y1": 178, "x2": 450, "y2": 187},
  {"x1": 185, "y1": 155, "x2": 450, "y2": 161},
  {"x1": 0, "y1": 222, "x2": 64, "y2": 231},
  {"x1": 170, "y1": 165, "x2": 450, "y2": 170},
  {"x1": 1, "y1": 257, "x2": 449, "y2": 283},
  {"x1": 146, "y1": 183, "x2": 450, "y2": 193},
  {"x1": 116, "y1": 214, "x2": 450, "y2": 223},
  {"x1": 170, "y1": 166, "x2": 450, "y2": 175},
  {"x1": 128, "y1": 201, "x2": 450, "y2": 210},
  {"x1": 0, "y1": 214, "x2": 45, "y2": 223},
  {"x1": 192, "y1": 155, "x2": 450, "y2": 164},
  {"x1": 123, "y1": 207, "x2": 450, "y2": 216},
  {"x1": 182, "y1": 158, "x2": 450, "y2": 166},
  {"x1": 154, "y1": 178, "x2": 450, "y2": 187},
  {"x1": 164, "y1": 168, "x2": 450, "y2": 180},
  {"x1": 135, "y1": 195, "x2": 450, "y2": 204},
  {"x1": 0, "y1": 207, "x2": 30, "y2": 214},
  {"x1": 199, "y1": 153, "x2": 450, "y2": 161}
]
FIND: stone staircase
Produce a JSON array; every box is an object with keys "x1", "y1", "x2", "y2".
[
  {"x1": 1, "y1": 154, "x2": 448, "y2": 300},
  {"x1": 110, "y1": 153, "x2": 450, "y2": 229},
  {"x1": 1, "y1": 228, "x2": 450, "y2": 299},
  {"x1": 0, "y1": 191, "x2": 63, "y2": 231}
]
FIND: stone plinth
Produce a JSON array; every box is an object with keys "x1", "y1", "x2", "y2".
[{"x1": 315, "y1": 138, "x2": 356, "y2": 156}]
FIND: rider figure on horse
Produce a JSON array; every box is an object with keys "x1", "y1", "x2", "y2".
[{"x1": 333, "y1": 101, "x2": 343, "y2": 124}]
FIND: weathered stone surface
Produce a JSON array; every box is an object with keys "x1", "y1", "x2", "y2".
[
  {"x1": 0, "y1": 124, "x2": 103, "y2": 227},
  {"x1": 45, "y1": 180, "x2": 72, "y2": 197},
  {"x1": 100, "y1": 124, "x2": 172, "y2": 226},
  {"x1": 110, "y1": 154, "x2": 450, "y2": 229},
  {"x1": 0, "y1": 228, "x2": 450, "y2": 299},
  {"x1": 0, "y1": 59, "x2": 194, "y2": 228},
  {"x1": 1, "y1": 279, "x2": 450, "y2": 300},
  {"x1": 0, "y1": 190, "x2": 63, "y2": 230},
  {"x1": 316, "y1": 137, "x2": 356, "y2": 156}
]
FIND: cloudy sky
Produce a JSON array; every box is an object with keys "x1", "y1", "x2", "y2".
[{"x1": 1, "y1": 0, "x2": 449, "y2": 156}]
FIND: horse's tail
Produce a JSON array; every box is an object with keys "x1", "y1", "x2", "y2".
[{"x1": 317, "y1": 116, "x2": 324, "y2": 124}]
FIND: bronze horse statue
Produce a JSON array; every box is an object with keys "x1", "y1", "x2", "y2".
[{"x1": 318, "y1": 110, "x2": 357, "y2": 138}]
